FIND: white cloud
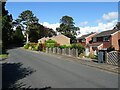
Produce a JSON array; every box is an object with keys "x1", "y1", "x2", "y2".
[
  {"x1": 80, "y1": 21, "x2": 88, "y2": 27},
  {"x1": 77, "y1": 19, "x2": 117, "y2": 38},
  {"x1": 102, "y1": 12, "x2": 118, "y2": 21},
  {"x1": 41, "y1": 22, "x2": 60, "y2": 31},
  {"x1": 97, "y1": 12, "x2": 118, "y2": 23}
]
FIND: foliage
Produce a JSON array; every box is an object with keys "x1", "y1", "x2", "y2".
[
  {"x1": 71, "y1": 44, "x2": 85, "y2": 54},
  {"x1": 13, "y1": 26, "x2": 24, "y2": 44},
  {"x1": 46, "y1": 43, "x2": 56, "y2": 48},
  {"x1": 59, "y1": 45, "x2": 71, "y2": 49},
  {"x1": 45, "y1": 39, "x2": 57, "y2": 43},
  {"x1": 34, "y1": 43, "x2": 39, "y2": 51},
  {"x1": 107, "y1": 45, "x2": 115, "y2": 52},
  {"x1": 0, "y1": 54, "x2": 8, "y2": 59},
  {"x1": 16, "y1": 10, "x2": 39, "y2": 43},
  {"x1": 56, "y1": 15, "x2": 80, "y2": 43},
  {"x1": 2, "y1": 2, "x2": 13, "y2": 54},
  {"x1": 45, "y1": 39, "x2": 57, "y2": 48},
  {"x1": 23, "y1": 43, "x2": 30, "y2": 49},
  {"x1": 59, "y1": 45, "x2": 67, "y2": 49},
  {"x1": 28, "y1": 23, "x2": 56, "y2": 42},
  {"x1": 79, "y1": 53, "x2": 85, "y2": 58},
  {"x1": 88, "y1": 53, "x2": 97, "y2": 59},
  {"x1": 58, "y1": 44, "x2": 85, "y2": 55}
]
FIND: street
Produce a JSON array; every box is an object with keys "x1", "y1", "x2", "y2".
[{"x1": 2, "y1": 47, "x2": 118, "y2": 88}]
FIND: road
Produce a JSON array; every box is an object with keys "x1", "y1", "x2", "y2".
[{"x1": 2, "y1": 47, "x2": 118, "y2": 88}]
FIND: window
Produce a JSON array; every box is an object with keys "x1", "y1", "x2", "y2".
[
  {"x1": 93, "y1": 37, "x2": 97, "y2": 42},
  {"x1": 103, "y1": 36, "x2": 109, "y2": 41}
]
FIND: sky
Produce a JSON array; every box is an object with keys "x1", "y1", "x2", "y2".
[{"x1": 6, "y1": 2, "x2": 118, "y2": 37}]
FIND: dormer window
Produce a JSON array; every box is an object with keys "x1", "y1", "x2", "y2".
[{"x1": 103, "y1": 36, "x2": 109, "y2": 41}]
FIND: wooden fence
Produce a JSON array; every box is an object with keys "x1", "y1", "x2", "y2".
[
  {"x1": 107, "y1": 51, "x2": 120, "y2": 66},
  {"x1": 46, "y1": 47, "x2": 78, "y2": 57}
]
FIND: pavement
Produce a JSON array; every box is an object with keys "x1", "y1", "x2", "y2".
[{"x1": 1, "y1": 47, "x2": 119, "y2": 88}]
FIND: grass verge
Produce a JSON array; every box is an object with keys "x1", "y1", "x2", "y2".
[{"x1": 0, "y1": 54, "x2": 8, "y2": 59}]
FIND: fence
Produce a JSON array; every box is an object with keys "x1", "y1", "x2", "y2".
[
  {"x1": 46, "y1": 47, "x2": 78, "y2": 57},
  {"x1": 107, "y1": 51, "x2": 120, "y2": 66}
]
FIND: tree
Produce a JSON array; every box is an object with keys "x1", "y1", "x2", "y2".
[
  {"x1": 28, "y1": 23, "x2": 56, "y2": 42},
  {"x1": 13, "y1": 26, "x2": 24, "y2": 44},
  {"x1": 16, "y1": 10, "x2": 39, "y2": 43},
  {"x1": 56, "y1": 16, "x2": 80, "y2": 43},
  {"x1": 2, "y1": 2, "x2": 13, "y2": 54}
]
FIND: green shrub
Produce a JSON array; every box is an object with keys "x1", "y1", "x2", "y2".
[
  {"x1": 23, "y1": 43, "x2": 30, "y2": 49},
  {"x1": 45, "y1": 39, "x2": 57, "y2": 48},
  {"x1": 28, "y1": 46, "x2": 32, "y2": 50},
  {"x1": 59, "y1": 45, "x2": 67, "y2": 49},
  {"x1": 34, "y1": 43, "x2": 39, "y2": 51},
  {"x1": 71, "y1": 44, "x2": 85, "y2": 55},
  {"x1": 107, "y1": 45, "x2": 115, "y2": 52},
  {"x1": 46, "y1": 43, "x2": 56, "y2": 48},
  {"x1": 45, "y1": 39, "x2": 57, "y2": 43}
]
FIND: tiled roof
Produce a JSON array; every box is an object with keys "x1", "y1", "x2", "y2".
[
  {"x1": 77, "y1": 32, "x2": 95, "y2": 39},
  {"x1": 94, "y1": 29, "x2": 119, "y2": 38}
]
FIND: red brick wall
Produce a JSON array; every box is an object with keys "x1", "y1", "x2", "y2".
[
  {"x1": 111, "y1": 31, "x2": 120, "y2": 50},
  {"x1": 86, "y1": 33, "x2": 97, "y2": 44},
  {"x1": 78, "y1": 39, "x2": 86, "y2": 46},
  {"x1": 78, "y1": 42, "x2": 86, "y2": 46},
  {"x1": 102, "y1": 40, "x2": 111, "y2": 49},
  {"x1": 97, "y1": 37, "x2": 103, "y2": 42}
]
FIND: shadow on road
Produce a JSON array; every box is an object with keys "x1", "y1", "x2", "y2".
[{"x1": 2, "y1": 62, "x2": 36, "y2": 89}]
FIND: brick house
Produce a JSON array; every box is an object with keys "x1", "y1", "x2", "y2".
[
  {"x1": 38, "y1": 34, "x2": 70, "y2": 45},
  {"x1": 88, "y1": 29, "x2": 120, "y2": 55},
  {"x1": 77, "y1": 32, "x2": 97, "y2": 46}
]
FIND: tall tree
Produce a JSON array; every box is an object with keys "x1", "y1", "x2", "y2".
[
  {"x1": 56, "y1": 15, "x2": 80, "y2": 43},
  {"x1": 28, "y1": 23, "x2": 56, "y2": 42},
  {"x1": 13, "y1": 26, "x2": 24, "y2": 44},
  {"x1": 1, "y1": 2, "x2": 13, "y2": 53},
  {"x1": 16, "y1": 10, "x2": 39, "y2": 43}
]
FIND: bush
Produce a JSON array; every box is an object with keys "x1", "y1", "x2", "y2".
[
  {"x1": 88, "y1": 53, "x2": 97, "y2": 59},
  {"x1": 107, "y1": 45, "x2": 115, "y2": 52},
  {"x1": 45, "y1": 39, "x2": 57, "y2": 48},
  {"x1": 71, "y1": 44, "x2": 85, "y2": 55},
  {"x1": 59, "y1": 45, "x2": 67, "y2": 49},
  {"x1": 23, "y1": 43, "x2": 30, "y2": 49},
  {"x1": 34, "y1": 43, "x2": 39, "y2": 51},
  {"x1": 45, "y1": 39, "x2": 57, "y2": 43},
  {"x1": 46, "y1": 43, "x2": 56, "y2": 48}
]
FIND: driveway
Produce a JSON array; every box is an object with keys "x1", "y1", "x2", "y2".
[{"x1": 2, "y1": 47, "x2": 118, "y2": 88}]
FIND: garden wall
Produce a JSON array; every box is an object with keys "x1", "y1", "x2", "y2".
[{"x1": 46, "y1": 47, "x2": 78, "y2": 57}]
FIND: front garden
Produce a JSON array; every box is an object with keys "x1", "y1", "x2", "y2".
[{"x1": 23, "y1": 39, "x2": 86, "y2": 57}]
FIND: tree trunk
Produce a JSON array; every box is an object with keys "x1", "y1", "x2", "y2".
[{"x1": 26, "y1": 33, "x2": 29, "y2": 43}]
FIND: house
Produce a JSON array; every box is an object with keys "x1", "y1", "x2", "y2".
[
  {"x1": 88, "y1": 29, "x2": 120, "y2": 55},
  {"x1": 38, "y1": 34, "x2": 70, "y2": 45},
  {"x1": 77, "y1": 32, "x2": 97, "y2": 46}
]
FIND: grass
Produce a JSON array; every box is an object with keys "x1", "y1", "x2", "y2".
[{"x1": 0, "y1": 54, "x2": 8, "y2": 58}]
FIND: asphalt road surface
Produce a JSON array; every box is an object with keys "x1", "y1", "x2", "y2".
[{"x1": 2, "y1": 47, "x2": 118, "y2": 88}]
